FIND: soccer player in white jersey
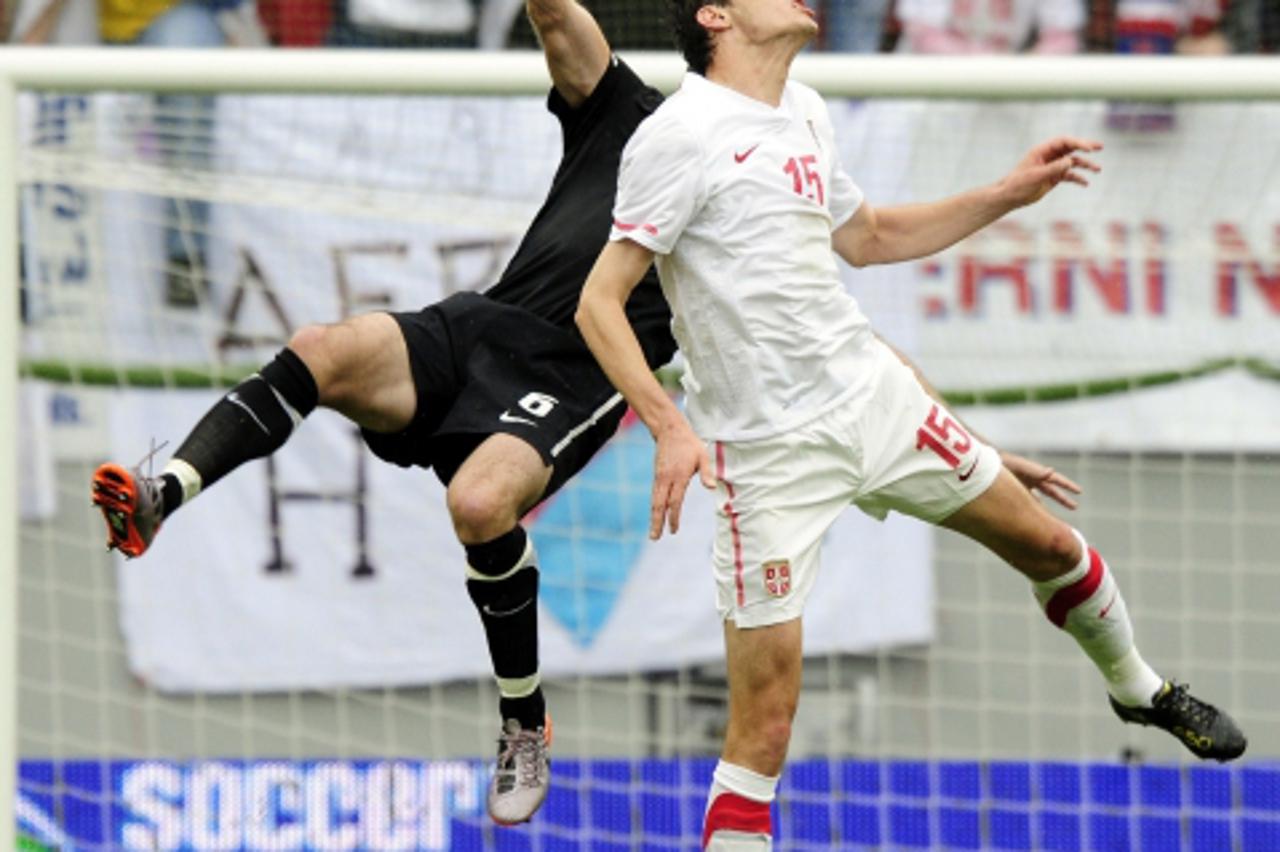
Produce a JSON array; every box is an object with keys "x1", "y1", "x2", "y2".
[{"x1": 576, "y1": 0, "x2": 1246, "y2": 847}]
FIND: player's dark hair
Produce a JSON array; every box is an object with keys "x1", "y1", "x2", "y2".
[{"x1": 669, "y1": 0, "x2": 728, "y2": 75}]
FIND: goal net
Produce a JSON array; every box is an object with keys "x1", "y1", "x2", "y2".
[{"x1": 8, "y1": 49, "x2": 1280, "y2": 849}]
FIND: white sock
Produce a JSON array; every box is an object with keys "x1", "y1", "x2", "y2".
[
  {"x1": 162, "y1": 458, "x2": 203, "y2": 505},
  {"x1": 703, "y1": 761, "x2": 777, "y2": 850},
  {"x1": 1032, "y1": 530, "x2": 1164, "y2": 708},
  {"x1": 709, "y1": 761, "x2": 778, "y2": 805}
]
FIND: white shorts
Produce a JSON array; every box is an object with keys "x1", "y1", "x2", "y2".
[{"x1": 710, "y1": 339, "x2": 1001, "y2": 628}]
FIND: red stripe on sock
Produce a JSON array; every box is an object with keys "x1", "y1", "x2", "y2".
[
  {"x1": 703, "y1": 791, "x2": 772, "y2": 848},
  {"x1": 1045, "y1": 548, "x2": 1105, "y2": 628}
]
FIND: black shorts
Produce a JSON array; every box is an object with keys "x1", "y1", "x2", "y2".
[{"x1": 361, "y1": 292, "x2": 628, "y2": 499}]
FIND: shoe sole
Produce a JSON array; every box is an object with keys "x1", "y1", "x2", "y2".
[{"x1": 91, "y1": 463, "x2": 150, "y2": 558}]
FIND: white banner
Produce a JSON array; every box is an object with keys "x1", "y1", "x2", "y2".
[
  {"x1": 873, "y1": 100, "x2": 1280, "y2": 389},
  {"x1": 24, "y1": 90, "x2": 1280, "y2": 691},
  {"x1": 111, "y1": 395, "x2": 933, "y2": 692}
]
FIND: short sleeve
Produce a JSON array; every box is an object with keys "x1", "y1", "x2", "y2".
[
  {"x1": 829, "y1": 160, "x2": 865, "y2": 230},
  {"x1": 547, "y1": 56, "x2": 656, "y2": 151},
  {"x1": 610, "y1": 113, "x2": 704, "y2": 255},
  {"x1": 804, "y1": 90, "x2": 864, "y2": 229}
]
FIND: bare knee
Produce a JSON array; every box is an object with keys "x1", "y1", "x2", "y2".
[
  {"x1": 287, "y1": 321, "x2": 376, "y2": 413},
  {"x1": 728, "y1": 695, "x2": 795, "y2": 775},
  {"x1": 287, "y1": 324, "x2": 339, "y2": 394},
  {"x1": 1026, "y1": 521, "x2": 1083, "y2": 581},
  {"x1": 447, "y1": 481, "x2": 520, "y2": 545}
]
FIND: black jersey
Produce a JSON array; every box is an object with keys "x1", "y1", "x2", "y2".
[{"x1": 484, "y1": 58, "x2": 675, "y2": 370}]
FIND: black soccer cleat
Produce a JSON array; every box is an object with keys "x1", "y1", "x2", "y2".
[{"x1": 1110, "y1": 681, "x2": 1247, "y2": 762}]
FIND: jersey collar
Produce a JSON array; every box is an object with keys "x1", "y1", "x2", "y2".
[{"x1": 681, "y1": 71, "x2": 795, "y2": 120}]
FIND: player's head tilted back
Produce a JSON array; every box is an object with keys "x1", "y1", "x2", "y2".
[{"x1": 669, "y1": 0, "x2": 819, "y2": 75}]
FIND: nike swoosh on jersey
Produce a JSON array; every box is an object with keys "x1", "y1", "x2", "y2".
[
  {"x1": 734, "y1": 144, "x2": 761, "y2": 163},
  {"x1": 958, "y1": 457, "x2": 980, "y2": 482},
  {"x1": 499, "y1": 411, "x2": 536, "y2": 427}
]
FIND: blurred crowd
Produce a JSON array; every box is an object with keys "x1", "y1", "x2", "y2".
[{"x1": 5, "y1": 0, "x2": 1278, "y2": 53}]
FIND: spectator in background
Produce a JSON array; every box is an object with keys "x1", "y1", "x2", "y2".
[
  {"x1": 328, "y1": 0, "x2": 477, "y2": 46},
  {"x1": 10, "y1": 0, "x2": 99, "y2": 43},
  {"x1": 327, "y1": 0, "x2": 530, "y2": 48},
  {"x1": 1103, "y1": 0, "x2": 1227, "y2": 131},
  {"x1": 896, "y1": 0, "x2": 1084, "y2": 52},
  {"x1": 257, "y1": 0, "x2": 332, "y2": 45},
  {"x1": 26, "y1": 2, "x2": 267, "y2": 303},
  {"x1": 102, "y1": 2, "x2": 266, "y2": 306},
  {"x1": 1261, "y1": 0, "x2": 1280, "y2": 51},
  {"x1": 1113, "y1": 0, "x2": 1229, "y2": 53},
  {"x1": 504, "y1": 0, "x2": 671, "y2": 49},
  {"x1": 812, "y1": 0, "x2": 891, "y2": 51}
]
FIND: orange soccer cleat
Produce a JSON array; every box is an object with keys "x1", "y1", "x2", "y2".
[{"x1": 91, "y1": 463, "x2": 165, "y2": 558}]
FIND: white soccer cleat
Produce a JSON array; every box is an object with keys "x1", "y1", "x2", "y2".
[{"x1": 487, "y1": 715, "x2": 552, "y2": 826}]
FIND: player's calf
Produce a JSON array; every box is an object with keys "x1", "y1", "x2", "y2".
[
  {"x1": 186, "y1": 349, "x2": 316, "y2": 478},
  {"x1": 91, "y1": 347, "x2": 319, "y2": 557},
  {"x1": 1032, "y1": 531, "x2": 1248, "y2": 760},
  {"x1": 1032, "y1": 530, "x2": 1164, "y2": 708},
  {"x1": 463, "y1": 526, "x2": 552, "y2": 823}
]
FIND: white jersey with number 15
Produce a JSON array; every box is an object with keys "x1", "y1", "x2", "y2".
[{"x1": 610, "y1": 72, "x2": 876, "y2": 443}]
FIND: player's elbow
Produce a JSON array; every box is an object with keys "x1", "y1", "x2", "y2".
[
  {"x1": 836, "y1": 234, "x2": 876, "y2": 268},
  {"x1": 844, "y1": 248, "x2": 873, "y2": 269},
  {"x1": 834, "y1": 214, "x2": 881, "y2": 268},
  {"x1": 574, "y1": 293, "x2": 602, "y2": 340},
  {"x1": 526, "y1": 0, "x2": 569, "y2": 33},
  {"x1": 576, "y1": 286, "x2": 620, "y2": 353}
]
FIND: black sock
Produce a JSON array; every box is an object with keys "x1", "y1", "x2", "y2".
[
  {"x1": 159, "y1": 474, "x2": 184, "y2": 520},
  {"x1": 166, "y1": 348, "x2": 318, "y2": 514},
  {"x1": 465, "y1": 527, "x2": 545, "y2": 729}
]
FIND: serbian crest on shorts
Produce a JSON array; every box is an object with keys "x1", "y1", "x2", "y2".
[{"x1": 763, "y1": 560, "x2": 792, "y2": 598}]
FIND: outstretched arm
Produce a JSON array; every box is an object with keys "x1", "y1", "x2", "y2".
[
  {"x1": 577, "y1": 241, "x2": 715, "y2": 539},
  {"x1": 527, "y1": 0, "x2": 611, "y2": 109},
  {"x1": 876, "y1": 335, "x2": 1082, "y2": 509},
  {"x1": 834, "y1": 136, "x2": 1102, "y2": 268}
]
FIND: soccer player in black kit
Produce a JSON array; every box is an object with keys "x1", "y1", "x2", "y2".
[{"x1": 90, "y1": 0, "x2": 672, "y2": 826}]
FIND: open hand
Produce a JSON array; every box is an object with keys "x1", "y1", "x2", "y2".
[
  {"x1": 1000, "y1": 137, "x2": 1102, "y2": 208},
  {"x1": 649, "y1": 417, "x2": 716, "y2": 539},
  {"x1": 1001, "y1": 451, "x2": 1082, "y2": 510}
]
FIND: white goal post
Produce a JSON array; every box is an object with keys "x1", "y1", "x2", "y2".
[
  {"x1": 3, "y1": 49, "x2": 1280, "y2": 97},
  {"x1": 3, "y1": 49, "x2": 1280, "y2": 848}
]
